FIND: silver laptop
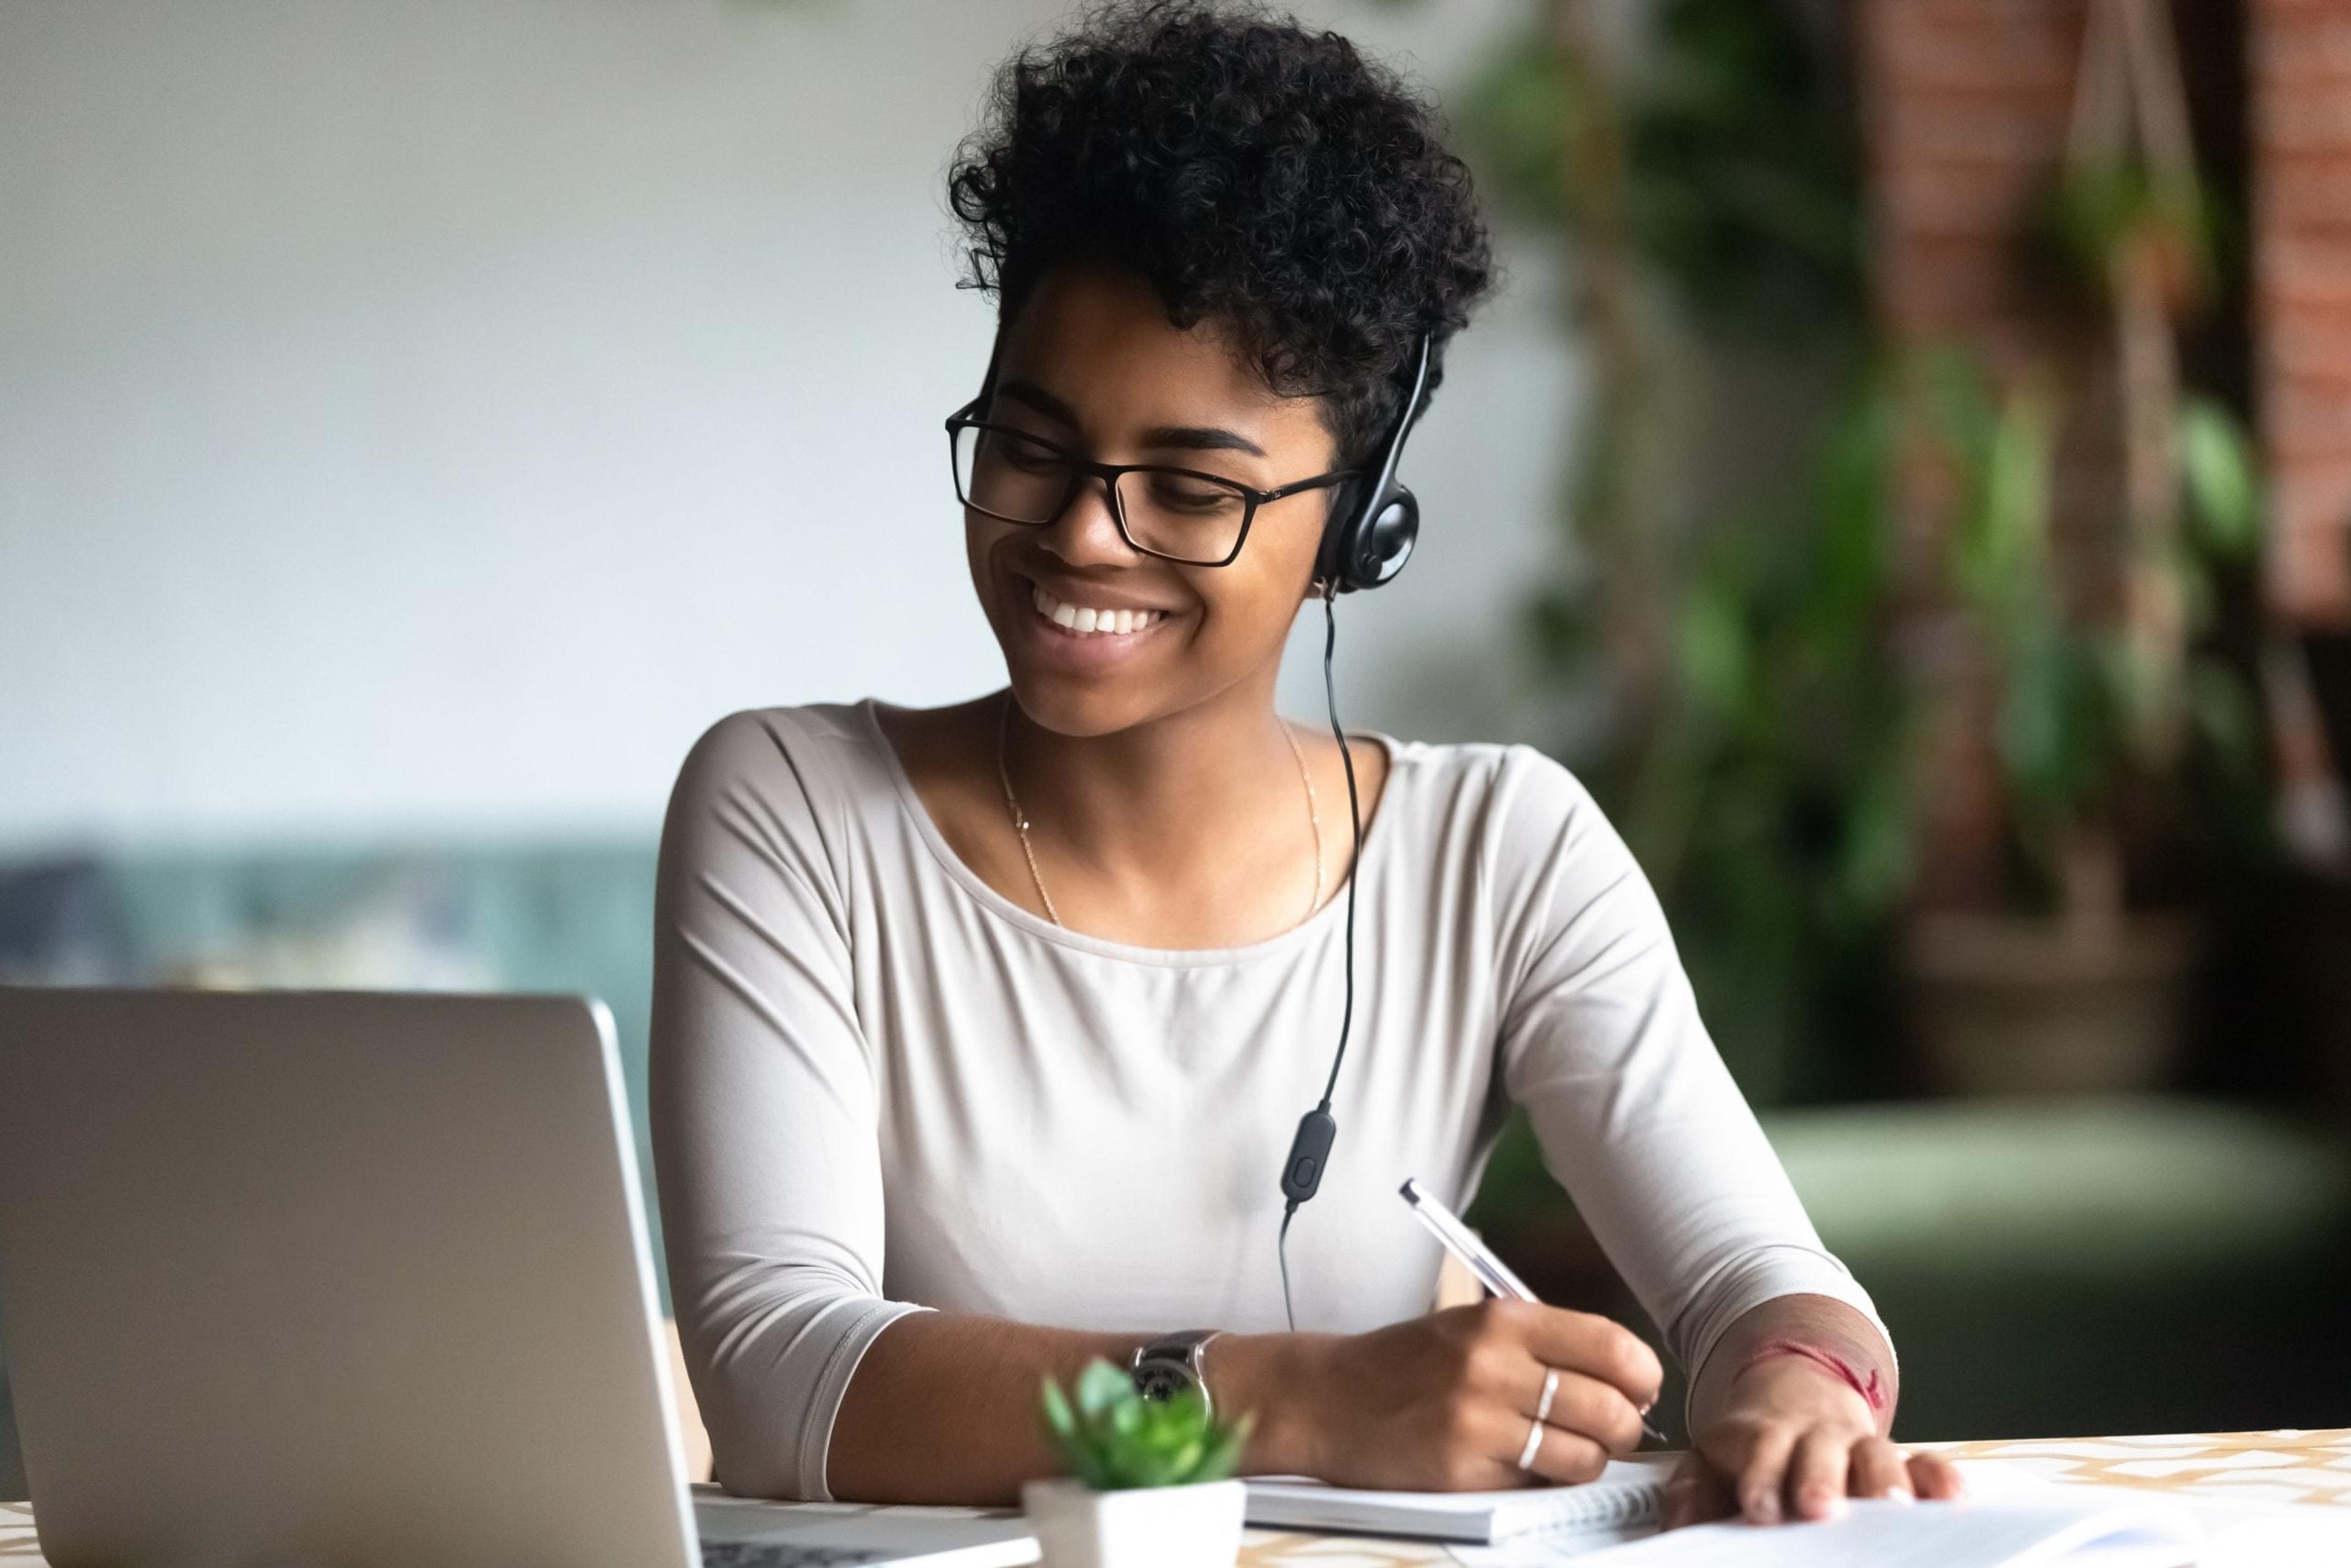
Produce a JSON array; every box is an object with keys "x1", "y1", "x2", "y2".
[{"x1": 0, "y1": 987, "x2": 1038, "y2": 1568}]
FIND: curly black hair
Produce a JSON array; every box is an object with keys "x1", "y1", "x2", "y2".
[{"x1": 947, "y1": 0, "x2": 1496, "y2": 469}]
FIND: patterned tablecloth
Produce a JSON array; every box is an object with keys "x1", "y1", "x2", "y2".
[
  {"x1": 1222, "y1": 1430, "x2": 2351, "y2": 1567},
  {"x1": 5, "y1": 1429, "x2": 2347, "y2": 1565}
]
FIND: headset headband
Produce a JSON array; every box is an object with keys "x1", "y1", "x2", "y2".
[{"x1": 1318, "y1": 332, "x2": 1434, "y2": 594}]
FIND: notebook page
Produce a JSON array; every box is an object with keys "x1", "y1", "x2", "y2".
[
  {"x1": 2107, "y1": 1498, "x2": 2351, "y2": 1568},
  {"x1": 1564, "y1": 1496, "x2": 2202, "y2": 1568}
]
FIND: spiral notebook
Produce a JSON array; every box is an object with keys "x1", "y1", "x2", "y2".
[{"x1": 1244, "y1": 1458, "x2": 1674, "y2": 1544}]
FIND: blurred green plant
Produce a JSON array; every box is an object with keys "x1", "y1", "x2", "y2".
[
  {"x1": 1467, "y1": 0, "x2": 1862, "y2": 332},
  {"x1": 2051, "y1": 158, "x2": 2217, "y2": 313},
  {"x1": 1641, "y1": 385, "x2": 1913, "y2": 928},
  {"x1": 1957, "y1": 0, "x2": 2272, "y2": 918},
  {"x1": 1627, "y1": 376, "x2": 1919, "y2": 1101},
  {"x1": 1461, "y1": 0, "x2": 2266, "y2": 1100},
  {"x1": 1922, "y1": 350, "x2": 2265, "y2": 913},
  {"x1": 1461, "y1": 0, "x2": 1888, "y2": 1103},
  {"x1": 1038, "y1": 1359, "x2": 1253, "y2": 1491}
]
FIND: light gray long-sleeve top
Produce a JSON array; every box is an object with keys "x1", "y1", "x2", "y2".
[{"x1": 649, "y1": 700, "x2": 1884, "y2": 1502}]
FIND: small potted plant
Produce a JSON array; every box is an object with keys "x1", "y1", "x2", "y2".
[{"x1": 1020, "y1": 1359, "x2": 1256, "y2": 1568}]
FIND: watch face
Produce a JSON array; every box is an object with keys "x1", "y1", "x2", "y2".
[{"x1": 1132, "y1": 1360, "x2": 1194, "y2": 1403}]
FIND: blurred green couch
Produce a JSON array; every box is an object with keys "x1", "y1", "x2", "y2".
[
  {"x1": 1477, "y1": 1096, "x2": 2351, "y2": 1443},
  {"x1": 1769, "y1": 1098, "x2": 2351, "y2": 1438}
]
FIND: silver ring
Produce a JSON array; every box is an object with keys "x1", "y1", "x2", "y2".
[
  {"x1": 1517, "y1": 1416, "x2": 1544, "y2": 1471},
  {"x1": 1535, "y1": 1367, "x2": 1559, "y2": 1425}
]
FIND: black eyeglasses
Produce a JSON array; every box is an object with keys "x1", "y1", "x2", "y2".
[{"x1": 944, "y1": 400, "x2": 1360, "y2": 567}]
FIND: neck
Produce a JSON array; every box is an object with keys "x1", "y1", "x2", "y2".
[{"x1": 1002, "y1": 667, "x2": 1312, "y2": 885}]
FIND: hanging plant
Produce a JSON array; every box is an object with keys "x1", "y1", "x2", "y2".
[{"x1": 2053, "y1": 157, "x2": 2214, "y2": 318}]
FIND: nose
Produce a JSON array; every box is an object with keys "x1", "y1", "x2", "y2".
[{"x1": 1038, "y1": 471, "x2": 1139, "y2": 566}]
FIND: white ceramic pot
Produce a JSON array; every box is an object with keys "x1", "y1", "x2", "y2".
[{"x1": 1019, "y1": 1476, "x2": 1247, "y2": 1568}]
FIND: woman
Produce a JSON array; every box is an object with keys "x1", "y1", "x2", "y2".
[{"x1": 650, "y1": 0, "x2": 1960, "y2": 1527}]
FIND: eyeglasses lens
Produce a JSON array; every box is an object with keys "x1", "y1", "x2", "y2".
[{"x1": 953, "y1": 424, "x2": 1248, "y2": 565}]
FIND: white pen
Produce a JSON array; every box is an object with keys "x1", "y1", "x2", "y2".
[{"x1": 1400, "y1": 1176, "x2": 1670, "y2": 1446}]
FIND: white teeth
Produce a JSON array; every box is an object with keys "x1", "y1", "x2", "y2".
[{"x1": 1029, "y1": 581, "x2": 1163, "y2": 637}]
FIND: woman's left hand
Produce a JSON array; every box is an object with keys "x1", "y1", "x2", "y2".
[{"x1": 1661, "y1": 1354, "x2": 1965, "y2": 1528}]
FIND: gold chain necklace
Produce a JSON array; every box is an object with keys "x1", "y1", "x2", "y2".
[{"x1": 996, "y1": 691, "x2": 1324, "y2": 932}]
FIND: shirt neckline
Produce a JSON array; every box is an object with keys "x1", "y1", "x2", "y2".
[{"x1": 858, "y1": 694, "x2": 1402, "y2": 967}]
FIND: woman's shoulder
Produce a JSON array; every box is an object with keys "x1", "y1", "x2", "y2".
[
  {"x1": 1376, "y1": 732, "x2": 1608, "y2": 845},
  {"x1": 666, "y1": 700, "x2": 904, "y2": 831},
  {"x1": 1382, "y1": 737, "x2": 1657, "y2": 982}
]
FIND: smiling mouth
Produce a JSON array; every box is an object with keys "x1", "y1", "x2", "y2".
[{"x1": 1025, "y1": 579, "x2": 1170, "y2": 637}]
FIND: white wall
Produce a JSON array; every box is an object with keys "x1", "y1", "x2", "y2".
[{"x1": 0, "y1": 0, "x2": 1580, "y2": 850}]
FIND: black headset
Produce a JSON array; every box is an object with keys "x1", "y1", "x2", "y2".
[
  {"x1": 1313, "y1": 332, "x2": 1434, "y2": 595},
  {"x1": 1276, "y1": 329, "x2": 1436, "y2": 1330}
]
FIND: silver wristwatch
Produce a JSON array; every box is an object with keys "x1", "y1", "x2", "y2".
[{"x1": 1129, "y1": 1329, "x2": 1222, "y2": 1417}]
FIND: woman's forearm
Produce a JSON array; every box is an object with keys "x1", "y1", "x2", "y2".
[
  {"x1": 822, "y1": 1312, "x2": 1321, "y2": 1504},
  {"x1": 1685, "y1": 1294, "x2": 1897, "y2": 1439}
]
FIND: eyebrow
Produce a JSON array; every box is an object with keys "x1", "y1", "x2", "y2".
[{"x1": 995, "y1": 377, "x2": 1268, "y2": 459}]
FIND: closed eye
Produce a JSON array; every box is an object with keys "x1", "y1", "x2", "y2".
[
  {"x1": 1139, "y1": 470, "x2": 1247, "y2": 515},
  {"x1": 989, "y1": 428, "x2": 1076, "y2": 472}
]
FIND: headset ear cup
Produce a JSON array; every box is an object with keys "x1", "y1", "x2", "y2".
[{"x1": 1351, "y1": 486, "x2": 1420, "y2": 588}]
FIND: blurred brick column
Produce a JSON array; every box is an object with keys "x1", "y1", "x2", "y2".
[
  {"x1": 1862, "y1": 0, "x2": 2086, "y2": 368},
  {"x1": 1860, "y1": 0, "x2": 2091, "y2": 909},
  {"x1": 2253, "y1": 0, "x2": 2351, "y2": 626}
]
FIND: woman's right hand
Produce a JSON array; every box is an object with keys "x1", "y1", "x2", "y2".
[{"x1": 1269, "y1": 1299, "x2": 1664, "y2": 1491}]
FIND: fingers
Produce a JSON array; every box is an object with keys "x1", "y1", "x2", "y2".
[
  {"x1": 1850, "y1": 1436, "x2": 1914, "y2": 1502},
  {"x1": 1787, "y1": 1429, "x2": 1850, "y2": 1521},
  {"x1": 1525, "y1": 1367, "x2": 1646, "y2": 1454},
  {"x1": 1513, "y1": 1415, "x2": 1610, "y2": 1487},
  {"x1": 1660, "y1": 1450, "x2": 1737, "y2": 1531},
  {"x1": 1734, "y1": 1423, "x2": 1799, "y2": 1524},
  {"x1": 1513, "y1": 1302, "x2": 1664, "y2": 1412},
  {"x1": 1908, "y1": 1448, "x2": 1967, "y2": 1500},
  {"x1": 1422, "y1": 1302, "x2": 1672, "y2": 1491}
]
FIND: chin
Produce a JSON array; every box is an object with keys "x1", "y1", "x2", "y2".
[{"x1": 1000, "y1": 673, "x2": 1161, "y2": 739}]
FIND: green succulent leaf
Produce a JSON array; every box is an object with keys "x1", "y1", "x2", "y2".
[
  {"x1": 1191, "y1": 1411, "x2": 1255, "y2": 1485},
  {"x1": 1075, "y1": 1359, "x2": 1132, "y2": 1420},
  {"x1": 1038, "y1": 1358, "x2": 1256, "y2": 1491},
  {"x1": 1040, "y1": 1376, "x2": 1078, "y2": 1446}
]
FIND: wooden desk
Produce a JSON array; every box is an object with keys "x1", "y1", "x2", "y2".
[{"x1": 5, "y1": 1429, "x2": 2347, "y2": 1565}]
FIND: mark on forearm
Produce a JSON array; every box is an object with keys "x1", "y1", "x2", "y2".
[{"x1": 1734, "y1": 1337, "x2": 1888, "y2": 1414}]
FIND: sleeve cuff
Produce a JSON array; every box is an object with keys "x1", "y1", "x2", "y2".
[
  {"x1": 1673, "y1": 1246, "x2": 1894, "y2": 1427},
  {"x1": 798, "y1": 1300, "x2": 934, "y2": 1502}
]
